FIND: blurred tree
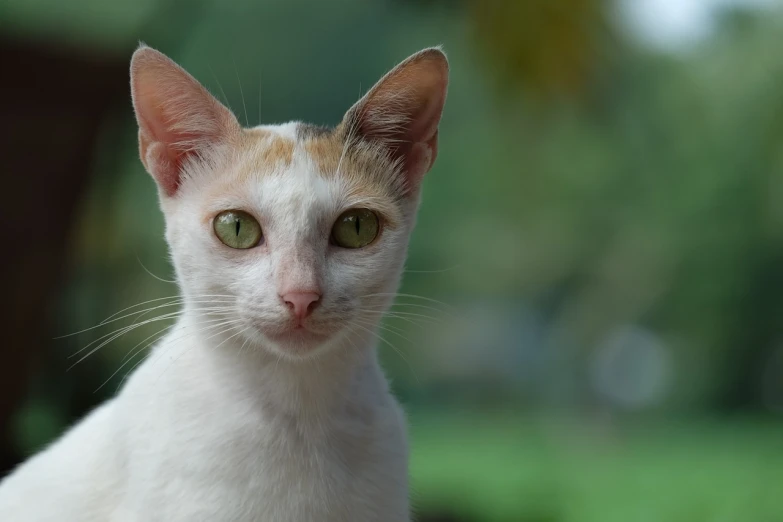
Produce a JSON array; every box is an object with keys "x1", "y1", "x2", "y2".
[
  {"x1": 466, "y1": 0, "x2": 612, "y2": 99},
  {"x1": 0, "y1": 0, "x2": 207, "y2": 475},
  {"x1": 0, "y1": 35, "x2": 127, "y2": 475}
]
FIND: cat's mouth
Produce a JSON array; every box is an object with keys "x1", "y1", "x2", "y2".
[
  {"x1": 240, "y1": 308, "x2": 345, "y2": 354},
  {"x1": 263, "y1": 326, "x2": 331, "y2": 350}
]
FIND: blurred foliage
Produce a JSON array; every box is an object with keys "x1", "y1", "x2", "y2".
[
  {"x1": 3, "y1": 0, "x2": 783, "y2": 520},
  {"x1": 410, "y1": 412, "x2": 783, "y2": 522},
  {"x1": 467, "y1": 0, "x2": 612, "y2": 98}
]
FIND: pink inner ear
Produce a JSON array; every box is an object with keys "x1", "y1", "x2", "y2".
[
  {"x1": 131, "y1": 47, "x2": 238, "y2": 197},
  {"x1": 349, "y1": 50, "x2": 448, "y2": 190},
  {"x1": 406, "y1": 139, "x2": 437, "y2": 186},
  {"x1": 139, "y1": 136, "x2": 181, "y2": 196},
  {"x1": 400, "y1": 69, "x2": 448, "y2": 145},
  {"x1": 357, "y1": 88, "x2": 444, "y2": 186}
]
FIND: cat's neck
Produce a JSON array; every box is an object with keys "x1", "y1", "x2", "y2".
[{"x1": 163, "y1": 310, "x2": 389, "y2": 421}]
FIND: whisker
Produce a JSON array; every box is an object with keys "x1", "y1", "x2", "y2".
[
  {"x1": 208, "y1": 63, "x2": 233, "y2": 113},
  {"x1": 95, "y1": 294, "x2": 233, "y2": 327},
  {"x1": 99, "y1": 318, "x2": 245, "y2": 393},
  {"x1": 68, "y1": 313, "x2": 184, "y2": 368},
  {"x1": 345, "y1": 321, "x2": 419, "y2": 384},
  {"x1": 58, "y1": 299, "x2": 234, "y2": 339},
  {"x1": 118, "y1": 352, "x2": 150, "y2": 392},
  {"x1": 68, "y1": 308, "x2": 236, "y2": 364},
  {"x1": 115, "y1": 311, "x2": 237, "y2": 365},
  {"x1": 274, "y1": 349, "x2": 282, "y2": 374},
  {"x1": 117, "y1": 320, "x2": 244, "y2": 391},
  {"x1": 358, "y1": 309, "x2": 443, "y2": 323},
  {"x1": 118, "y1": 323, "x2": 173, "y2": 365},
  {"x1": 361, "y1": 292, "x2": 454, "y2": 310},
  {"x1": 403, "y1": 265, "x2": 460, "y2": 274},
  {"x1": 352, "y1": 317, "x2": 415, "y2": 345},
  {"x1": 69, "y1": 305, "x2": 236, "y2": 357},
  {"x1": 136, "y1": 255, "x2": 177, "y2": 284},
  {"x1": 238, "y1": 335, "x2": 251, "y2": 358},
  {"x1": 151, "y1": 324, "x2": 250, "y2": 387},
  {"x1": 69, "y1": 311, "x2": 182, "y2": 360},
  {"x1": 342, "y1": 325, "x2": 361, "y2": 353},
  {"x1": 135, "y1": 301, "x2": 235, "y2": 323},
  {"x1": 336, "y1": 109, "x2": 359, "y2": 178},
  {"x1": 95, "y1": 326, "x2": 173, "y2": 393},
  {"x1": 362, "y1": 301, "x2": 453, "y2": 317},
  {"x1": 355, "y1": 311, "x2": 439, "y2": 331},
  {"x1": 141, "y1": 320, "x2": 243, "y2": 374},
  {"x1": 233, "y1": 57, "x2": 249, "y2": 126},
  {"x1": 258, "y1": 76, "x2": 264, "y2": 124}
]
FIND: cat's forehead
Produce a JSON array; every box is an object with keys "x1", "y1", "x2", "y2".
[
  {"x1": 212, "y1": 121, "x2": 405, "y2": 223},
  {"x1": 236, "y1": 123, "x2": 402, "y2": 195}
]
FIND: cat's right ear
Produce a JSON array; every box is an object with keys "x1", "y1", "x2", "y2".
[
  {"x1": 340, "y1": 47, "x2": 448, "y2": 193},
  {"x1": 130, "y1": 45, "x2": 240, "y2": 197}
]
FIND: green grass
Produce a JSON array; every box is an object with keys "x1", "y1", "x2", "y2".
[{"x1": 409, "y1": 411, "x2": 783, "y2": 522}]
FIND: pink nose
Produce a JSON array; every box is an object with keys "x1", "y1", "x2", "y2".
[{"x1": 281, "y1": 292, "x2": 321, "y2": 322}]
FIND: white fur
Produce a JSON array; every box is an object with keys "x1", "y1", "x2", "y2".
[
  {"x1": 0, "y1": 41, "x2": 449, "y2": 520},
  {"x1": 0, "y1": 122, "x2": 416, "y2": 522}
]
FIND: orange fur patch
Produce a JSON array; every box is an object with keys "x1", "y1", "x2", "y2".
[
  {"x1": 302, "y1": 126, "x2": 406, "y2": 227},
  {"x1": 303, "y1": 131, "x2": 344, "y2": 175},
  {"x1": 259, "y1": 137, "x2": 295, "y2": 166},
  {"x1": 235, "y1": 128, "x2": 295, "y2": 178},
  {"x1": 227, "y1": 124, "x2": 405, "y2": 227}
]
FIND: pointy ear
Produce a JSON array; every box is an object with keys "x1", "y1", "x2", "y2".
[
  {"x1": 130, "y1": 45, "x2": 240, "y2": 197},
  {"x1": 342, "y1": 47, "x2": 449, "y2": 192}
]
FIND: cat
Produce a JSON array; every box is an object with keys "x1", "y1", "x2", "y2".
[{"x1": 0, "y1": 43, "x2": 448, "y2": 521}]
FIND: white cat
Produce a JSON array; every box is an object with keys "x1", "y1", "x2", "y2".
[{"x1": 0, "y1": 44, "x2": 448, "y2": 521}]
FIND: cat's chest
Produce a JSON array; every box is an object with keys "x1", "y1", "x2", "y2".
[
  {"x1": 121, "y1": 356, "x2": 407, "y2": 521},
  {"x1": 166, "y1": 419, "x2": 358, "y2": 521}
]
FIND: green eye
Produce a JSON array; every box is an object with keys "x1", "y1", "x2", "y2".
[
  {"x1": 213, "y1": 210, "x2": 263, "y2": 249},
  {"x1": 331, "y1": 208, "x2": 380, "y2": 249}
]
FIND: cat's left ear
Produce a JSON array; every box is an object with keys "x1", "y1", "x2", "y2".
[
  {"x1": 342, "y1": 47, "x2": 449, "y2": 192},
  {"x1": 130, "y1": 45, "x2": 241, "y2": 197}
]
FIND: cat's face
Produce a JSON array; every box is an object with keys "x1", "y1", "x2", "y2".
[
  {"x1": 162, "y1": 122, "x2": 416, "y2": 356},
  {"x1": 130, "y1": 46, "x2": 448, "y2": 358}
]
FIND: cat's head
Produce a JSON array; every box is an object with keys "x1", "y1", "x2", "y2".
[{"x1": 130, "y1": 45, "x2": 448, "y2": 358}]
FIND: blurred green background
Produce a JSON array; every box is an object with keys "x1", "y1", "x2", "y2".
[{"x1": 2, "y1": 0, "x2": 783, "y2": 521}]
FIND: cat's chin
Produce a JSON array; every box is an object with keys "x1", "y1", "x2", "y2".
[{"x1": 261, "y1": 327, "x2": 334, "y2": 357}]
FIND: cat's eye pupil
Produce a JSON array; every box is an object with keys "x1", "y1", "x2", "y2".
[
  {"x1": 331, "y1": 209, "x2": 379, "y2": 249},
  {"x1": 214, "y1": 210, "x2": 262, "y2": 249}
]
